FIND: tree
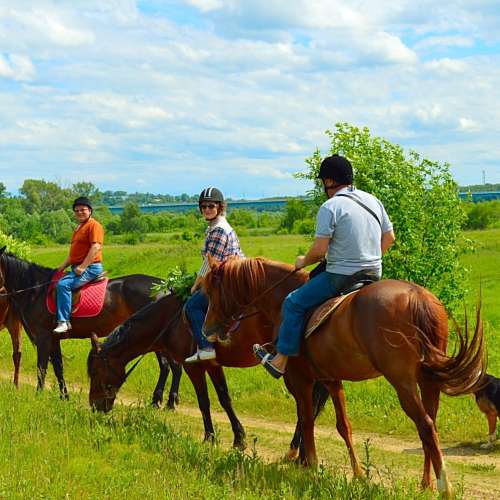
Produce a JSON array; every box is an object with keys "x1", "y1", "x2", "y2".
[
  {"x1": 20, "y1": 179, "x2": 73, "y2": 213},
  {"x1": 72, "y1": 182, "x2": 101, "y2": 202},
  {"x1": 297, "y1": 123, "x2": 467, "y2": 309}
]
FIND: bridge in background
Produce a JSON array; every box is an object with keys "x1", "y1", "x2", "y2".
[
  {"x1": 107, "y1": 192, "x2": 500, "y2": 214},
  {"x1": 458, "y1": 191, "x2": 500, "y2": 202},
  {"x1": 107, "y1": 198, "x2": 289, "y2": 214}
]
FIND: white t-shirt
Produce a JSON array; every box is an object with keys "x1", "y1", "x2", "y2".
[{"x1": 315, "y1": 187, "x2": 393, "y2": 275}]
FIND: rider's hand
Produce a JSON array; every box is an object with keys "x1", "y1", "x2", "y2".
[
  {"x1": 75, "y1": 266, "x2": 85, "y2": 276},
  {"x1": 190, "y1": 284, "x2": 198, "y2": 294},
  {"x1": 295, "y1": 256, "x2": 306, "y2": 270}
]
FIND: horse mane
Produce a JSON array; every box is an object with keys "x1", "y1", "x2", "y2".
[
  {"x1": 216, "y1": 256, "x2": 305, "y2": 306},
  {"x1": 104, "y1": 295, "x2": 174, "y2": 351},
  {"x1": 1, "y1": 252, "x2": 55, "y2": 294},
  {"x1": 0, "y1": 252, "x2": 55, "y2": 344}
]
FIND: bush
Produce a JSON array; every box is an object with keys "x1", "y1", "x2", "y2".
[
  {"x1": 298, "y1": 122, "x2": 467, "y2": 309},
  {"x1": 463, "y1": 200, "x2": 500, "y2": 230}
]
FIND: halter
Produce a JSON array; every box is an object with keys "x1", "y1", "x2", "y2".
[
  {"x1": 90, "y1": 308, "x2": 183, "y2": 400},
  {"x1": 210, "y1": 264, "x2": 301, "y2": 333}
]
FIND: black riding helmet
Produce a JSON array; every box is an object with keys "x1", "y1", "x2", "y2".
[
  {"x1": 317, "y1": 154, "x2": 353, "y2": 185},
  {"x1": 198, "y1": 187, "x2": 224, "y2": 208},
  {"x1": 73, "y1": 196, "x2": 93, "y2": 212}
]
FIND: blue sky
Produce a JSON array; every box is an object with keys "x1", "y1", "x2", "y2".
[{"x1": 1, "y1": 0, "x2": 499, "y2": 199}]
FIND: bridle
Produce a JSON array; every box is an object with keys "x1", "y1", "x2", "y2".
[
  {"x1": 208, "y1": 263, "x2": 301, "y2": 335},
  {"x1": 90, "y1": 307, "x2": 183, "y2": 401}
]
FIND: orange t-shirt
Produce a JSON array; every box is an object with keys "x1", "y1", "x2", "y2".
[{"x1": 69, "y1": 218, "x2": 104, "y2": 265}]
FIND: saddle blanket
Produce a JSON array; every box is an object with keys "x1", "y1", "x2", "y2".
[
  {"x1": 46, "y1": 270, "x2": 108, "y2": 318},
  {"x1": 304, "y1": 290, "x2": 358, "y2": 339}
]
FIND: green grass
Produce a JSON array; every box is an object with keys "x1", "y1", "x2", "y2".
[
  {"x1": 0, "y1": 382, "x2": 431, "y2": 499},
  {"x1": 0, "y1": 230, "x2": 498, "y2": 497}
]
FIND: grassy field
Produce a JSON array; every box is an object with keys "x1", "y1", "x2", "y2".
[{"x1": 0, "y1": 230, "x2": 498, "y2": 498}]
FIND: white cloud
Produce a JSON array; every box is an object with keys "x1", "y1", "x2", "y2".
[{"x1": 0, "y1": 54, "x2": 35, "y2": 81}]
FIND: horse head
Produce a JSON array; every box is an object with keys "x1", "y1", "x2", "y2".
[{"x1": 87, "y1": 333, "x2": 125, "y2": 412}]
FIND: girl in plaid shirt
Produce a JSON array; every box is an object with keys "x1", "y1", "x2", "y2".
[{"x1": 185, "y1": 187, "x2": 244, "y2": 363}]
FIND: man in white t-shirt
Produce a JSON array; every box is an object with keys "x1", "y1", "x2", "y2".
[{"x1": 254, "y1": 154, "x2": 396, "y2": 378}]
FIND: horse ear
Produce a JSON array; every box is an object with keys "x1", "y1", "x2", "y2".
[
  {"x1": 207, "y1": 254, "x2": 219, "y2": 271},
  {"x1": 0, "y1": 246, "x2": 6, "y2": 255},
  {"x1": 90, "y1": 332, "x2": 102, "y2": 353}
]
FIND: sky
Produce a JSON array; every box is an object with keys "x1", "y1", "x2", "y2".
[{"x1": 0, "y1": 0, "x2": 499, "y2": 199}]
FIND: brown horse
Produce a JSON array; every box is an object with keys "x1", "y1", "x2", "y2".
[
  {"x1": 87, "y1": 291, "x2": 330, "y2": 452},
  {"x1": 0, "y1": 248, "x2": 182, "y2": 407},
  {"x1": 0, "y1": 291, "x2": 23, "y2": 387},
  {"x1": 202, "y1": 256, "x2": 486, "y2": 498}
]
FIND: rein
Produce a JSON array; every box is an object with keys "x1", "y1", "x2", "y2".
[
  {"x1": 0, "y1": 279, "x2": 57, "y2": 297},
  {"x1": 220, "y1": 266, "x2": 301, "y2": 326},
  {"x1": 96, "y1": 307, "x2": 183, "y2": 388}
]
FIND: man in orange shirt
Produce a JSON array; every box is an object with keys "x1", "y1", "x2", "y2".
[{"x1": 53, "y1": 197, "x2": 105, "y2": 334}]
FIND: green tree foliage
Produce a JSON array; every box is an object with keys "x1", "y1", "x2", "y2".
[
  {"x1": 297, "y1": 123, "x2": 467, "y2": 309},
  {"x1": 464, "y1": 200, "x2": 500, "y2": 230},
  {"x1": 0, "y1": 230, "x2": 30, "y2": 259},
  {"x1": 20, "y1": 179, "x2": 73, "y2": 214},
  {"x1": 72, "y1": 182, "x2": 101, "y2": 202}
]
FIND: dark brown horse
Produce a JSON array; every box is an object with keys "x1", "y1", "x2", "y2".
[
  {"x1": 87, "y1": 293, "x2": 250, "y2": 448},
  {"x1": 202, "y1": 256, "x2": 486, "y2": 498},
  {"x1": 0, "y1": 248, "x2": 182, "y2": 407},
  {"x1": 0, "y1": 291, "x2": 23, "y2": 387},
  {"x1": 87, "y1": 292, "x2": 330, "y2": 451}
]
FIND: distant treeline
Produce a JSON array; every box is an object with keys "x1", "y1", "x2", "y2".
[
  {"x1": 0, "y1": 179, "x2": 498, "y2": 245},
  {"x1": 0, "y1": 179, "x2": 316, "y2": 245},
  {"x1": 459, "y1": 183, "x2": 500, "y2": 193}
]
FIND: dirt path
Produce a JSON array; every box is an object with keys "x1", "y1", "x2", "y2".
[{"x1": 2, "y1": 370, "x2": 499, "y2": 498}]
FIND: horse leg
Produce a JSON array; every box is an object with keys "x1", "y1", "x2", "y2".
[
  {"x1": 8, "y1": 318, "x2": 22, "y2": 388},
  {"x1": 288, "y1": 381, "x2": 330, "y2": 463},
  {"x1": 49, "y1": 339, "x2": 69, "y2": 400},
  {"x1": 395, "y1": 383, "x2": 452, "y2": 498},
  {"x1": 36, "y1": 333, "x2": 51, "y2": 391},
  {"x1": 284, "y1": 371, "x2": 317, "y2": 467},
  {"x1": 418, "y1": 379, "x2": 441, "y2": 488},
  {"x1": 207, "y1": 365, "x2": 246, "y2": 450},
  {"x1": 184, "y1": 365, "x2": 216, "y2": 443},
  {"x1": 324, "y1": 380, "x2": 362, "y2": 477},
  {"x1": 152, "y1": 352, "x2": 169, "y2": 408},
  {"x1": 166, "y1": 358, "x2": 182, "y2": 410}
]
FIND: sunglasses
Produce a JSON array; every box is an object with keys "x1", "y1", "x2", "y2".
[
  {"x1": 200, "y1": 203, "x2": 218, "y2": 210},
  {"x1": 74, "y1": 207, "x2": 90, "y2": 213}
]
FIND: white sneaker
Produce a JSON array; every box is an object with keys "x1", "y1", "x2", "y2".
[
  {"x1": 184, "y1": 348, "x2": 216, "y2": 363},
  {"x1": 53, "y1": 321, "x2": 71, "y2": 334}
]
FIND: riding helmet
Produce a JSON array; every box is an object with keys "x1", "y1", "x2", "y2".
[
  {"x1": 73, "y1": 196, "x2": 93, "y2": 212},
  {"x1": 198, "y1": 187, "x2": 224, "y2": 205},
  {"x1": 317, "y1": 155, "x2": 353, "y2": 184}
]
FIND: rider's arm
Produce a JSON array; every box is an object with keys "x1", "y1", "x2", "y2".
[
  {"x1": 76, "y1": 243, "x2": 102, "y2": 274},
  {"x1": 295, "y1": 237, "x2": 330, "y2": 269},
  {"x1": 58, "y1": 255, "x2": 72, "y2": 272},
  {"x1": 381, "y1": 229, "x2": 395, "y2": 254}
]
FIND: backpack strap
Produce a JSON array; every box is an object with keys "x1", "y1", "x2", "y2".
[{"x1": 335, "y1": 194, "x2": 382, "y2": 228}]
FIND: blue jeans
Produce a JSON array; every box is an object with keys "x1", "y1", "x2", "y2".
[
  {"x1": 185, "y1": 290, "x2": 213, "y2": 350},
  {"x1": 276, "y1": 271, "x2": 353, "y2": 356},
  {"x1": 56, "y1": 263, "x2": 103, "y2": 322}
]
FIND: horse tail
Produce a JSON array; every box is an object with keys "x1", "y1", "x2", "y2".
[{"x1": 412, "y1": 289, "x2": 486, "y2": 396}]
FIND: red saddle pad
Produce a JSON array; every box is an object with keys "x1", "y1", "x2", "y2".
[{"x1": 46, "y1": 270, "x2": 109, "y2": 318}]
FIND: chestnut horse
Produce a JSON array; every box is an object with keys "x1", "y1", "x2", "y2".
[
  {"x1": 87, "y1": 292, "x2": 330, "y2": 452},
  {"x1": 0, "y1": 248, "x2": 182, "y2": 407},
  {"x1": 202, "y1": 257, "x2": 486, "y2": 498},
  {"x1": 0, "y1": 291, "x2": 23, "y2": 387}
]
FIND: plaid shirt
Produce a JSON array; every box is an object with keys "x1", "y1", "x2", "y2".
[{"x1": 198, "y1": 217, "x2": 244, "y2": 277}]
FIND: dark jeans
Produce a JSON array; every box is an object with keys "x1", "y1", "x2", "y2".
[{"x1": 185, "y1": 290, "x2": 213, "y2": 350}]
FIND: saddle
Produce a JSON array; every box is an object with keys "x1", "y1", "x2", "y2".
[
  {"x1": 305, "y1": 271, "x2": 379, "y2": 339},
  {"x1": 46, "y1": 270, "x2": 109, "y2": 318}
]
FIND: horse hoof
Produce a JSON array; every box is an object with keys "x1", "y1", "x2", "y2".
[
  {"x1": 284, "y1": 448, "x2": 300, "y2": 462},
  {"x1": 151, "y1": 401, "x2": 161, "y2": 409},
  {"x1": 480, "y1": 442, "x2": 494, "y2": 450},
  {"x1": 233, "y1": 439, "x2": 247, "y2": 451},
  {"x1": 165, "y1": 402, "x2": 176, "y2": 411}
]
